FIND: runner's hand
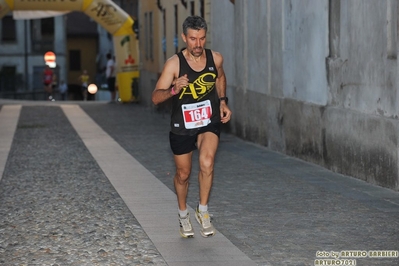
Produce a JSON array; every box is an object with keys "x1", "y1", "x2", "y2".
[
  {"x1": 173, "y1": 74, "x2": 189, "y2": 94},
  {"x1": 220, "y1": 102, "x2": 232, "y2": 123}
]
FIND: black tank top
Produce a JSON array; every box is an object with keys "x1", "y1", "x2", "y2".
[{"x1": 170, "y1": 49, "x2": 220, "y2": 135}]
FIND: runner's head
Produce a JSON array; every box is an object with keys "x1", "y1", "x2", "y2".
[
  {"x1": 182, "y1": 16, "x2": 207, "y2": 36},
  {"x1": 182, "y1": 16, "x2": 207, "y2": 57}
]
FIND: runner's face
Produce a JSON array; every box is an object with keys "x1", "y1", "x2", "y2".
[{"x1": 183, "y1": 29, "x2": 206, "y2": 57}]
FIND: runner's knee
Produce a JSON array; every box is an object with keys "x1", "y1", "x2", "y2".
[
  {"x1": 199, "y1": 154, "x2": 215, "y2": 173},
  {"x1": 175, "y1": 169, "x2": 191, "y2": 184}
]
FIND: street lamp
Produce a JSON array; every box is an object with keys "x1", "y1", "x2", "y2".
[{"x1": 88, "y1": 83, "x2": 98, "y2": 94}]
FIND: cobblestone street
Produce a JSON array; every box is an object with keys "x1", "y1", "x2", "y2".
[{"x1": 0, "y1": 101, "x2": 398, "y2": 266}]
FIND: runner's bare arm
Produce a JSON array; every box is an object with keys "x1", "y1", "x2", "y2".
[
  {"x1": 152, "y1": 56, "x2": 189, "y2": 105},
  {"x1": 213, "y1": 51, "x2": 232, "y2": 123}
]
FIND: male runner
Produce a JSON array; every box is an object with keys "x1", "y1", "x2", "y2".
[{"x1": 152, "y1": 16, "x2": 232, "y2": 238}]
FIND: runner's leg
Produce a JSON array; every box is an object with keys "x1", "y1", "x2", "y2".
[
  {"x1": 196, "y1": 132, "x2": 219, "y2": 205},
  {"x1": 173, "y1": 152, "x2": 193, "y2": 211}
]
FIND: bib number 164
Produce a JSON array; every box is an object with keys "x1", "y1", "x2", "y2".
[{"x1": 182, "y1": 100, "x2": 212, "y2": 129}]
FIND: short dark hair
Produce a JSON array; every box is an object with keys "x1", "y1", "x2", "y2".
[{"x1": 182, "y1": 16, "x2": 207, "y2": 35}]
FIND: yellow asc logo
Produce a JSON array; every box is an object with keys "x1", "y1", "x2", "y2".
[{"x1": 179, "y1": 73, "x2": 216, "y2": 100}]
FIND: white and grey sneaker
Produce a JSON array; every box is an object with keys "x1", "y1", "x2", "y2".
[
  {"x1": 179, "y1": 213, "x2": 194, "y2": 238},
  {"x1": 195, "y1": 206, "x2": 215, "y2": 237}
]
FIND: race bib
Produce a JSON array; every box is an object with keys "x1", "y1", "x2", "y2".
[{"x1": 182, "y1": 100, "x2": 212, "y2": 129}]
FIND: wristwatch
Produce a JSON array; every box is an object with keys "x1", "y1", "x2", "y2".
[{"x1": 219, "y1": 97, "x2": 228, "y2": 104}]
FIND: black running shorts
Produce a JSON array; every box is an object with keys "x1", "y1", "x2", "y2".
[{"x1": 169, "y1": 122, "x2": 221, "y2": 155}]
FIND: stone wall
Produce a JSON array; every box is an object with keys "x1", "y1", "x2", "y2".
[{"x1": 210, "y1": 0, "x2": 399, "y2": 190}]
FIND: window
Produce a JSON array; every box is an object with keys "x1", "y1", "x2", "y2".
[
  {"x1": 69, "y1": 50, "x2": 81, "y2": 71},
  {"x1": 1, "y1": 15, "x2": 16, "y2": 42},
  {"x1": 41, "y1": 17, "x2": 54, "y2": 36},
  {"x1": 145, "y1": 12, "x2": 148, "y2": 60},
  {"x1": 174, "y1": 5, "x2": 178, "y2": 53},
  {"x1": 190, "y1": 1, "x2": 195, "y2": 16},
  {"x1": 0, "y1": 66, "x2": 16, "y2": 92},
  {"x1": 149, "y1": 12, "x2": 153, "y2": 61},
  {"x1": 144, "y1": 11, "x2": 154, "y2": 61},
  {"x1": 163, "y1": 9, "x2": 167, "y2": 62},
  {"x1": 31, "y1": 18, "x2": 54, "y2": 53},
  {"x1": 387, "y1": 0, "x2": 397, "y2": 59},
  {"x1": 200, "y1": 0, "x2": 204, "y2": 18}
]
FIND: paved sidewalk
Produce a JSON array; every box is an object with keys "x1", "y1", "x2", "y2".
[{"x1": 1, "y1": 100, "x2": 399, "y2": 266}]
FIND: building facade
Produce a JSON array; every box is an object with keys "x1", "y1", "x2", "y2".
[
  {"x1": 0, "y1": 14, "x2": 67, "y2": 99},
  {"x1": 0, "y1": 0, "x2": 138, "y2": 100},
  {"x1": 138, "y1": 0, "x2": 399, "y2": 191}
]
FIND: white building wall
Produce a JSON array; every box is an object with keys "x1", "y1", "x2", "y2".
[
  {"x1": 282, "y1": 0, "x2": 329, "y2": 105},
  {"x1": 331, "y1": 0, "x2": 397, "y2": 117},
  {"x1": 208, "y1": 0, "x2": 235, "y2": 92},
  {"x1": 207, "y1": 0, "x2": 399, "y2": 190}
]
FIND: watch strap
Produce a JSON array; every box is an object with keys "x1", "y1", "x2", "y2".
[{"x1": 219, "y1": 96, "x2": 228, "y2": 104}]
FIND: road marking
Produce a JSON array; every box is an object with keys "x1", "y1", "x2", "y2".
[
  {"x1": 61, "y1": 104, "x2": 257, "y2": 266},
  {"x1": 0, "y1": 105, "x2": 21, "y2": 181}
]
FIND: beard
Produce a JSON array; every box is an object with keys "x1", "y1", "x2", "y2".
[{"x1": 190, "y1": 47, "x2": 204, "y2": 57}]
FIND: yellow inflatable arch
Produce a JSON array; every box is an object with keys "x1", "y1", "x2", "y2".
[{"x1": 0, "y1": 0, "x2": 139, "y2": 102}]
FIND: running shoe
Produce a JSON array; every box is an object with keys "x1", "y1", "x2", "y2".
[
  {"x1": 195, "y1": 206, "x2": 215, "y2": 237},
  {"x1": 179, "y1": 213, "x2": 194, "y2": 238}
]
